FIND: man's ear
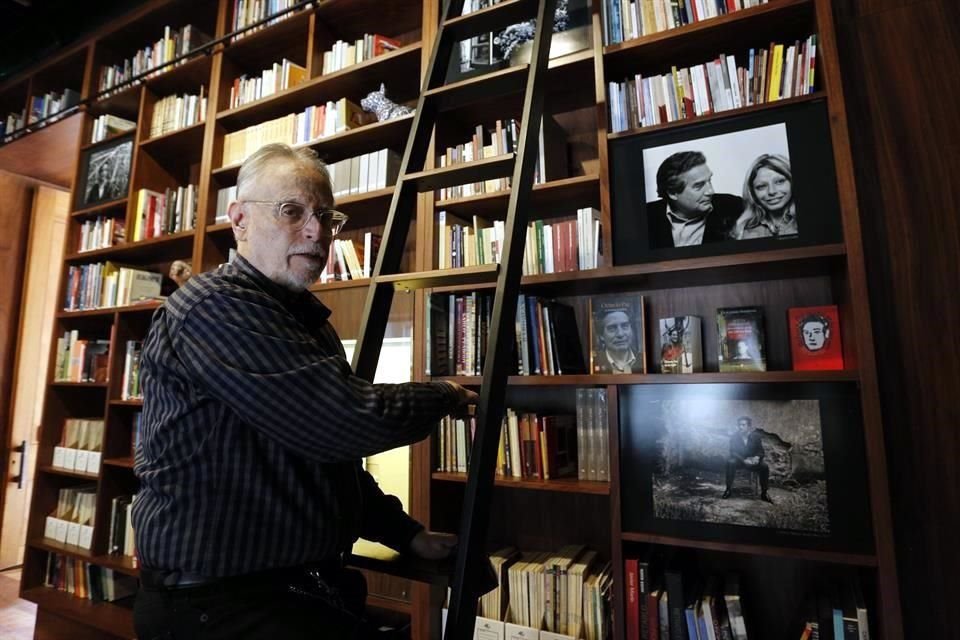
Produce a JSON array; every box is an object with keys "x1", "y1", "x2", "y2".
[{"x1": 228, "y1": 201, "x2": 248, "y2": 240}]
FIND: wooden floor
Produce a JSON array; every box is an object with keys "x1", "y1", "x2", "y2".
[{"x1": 0, "y1": 569, "x2": 35, "y2": 639}]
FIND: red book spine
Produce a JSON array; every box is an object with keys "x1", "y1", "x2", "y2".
[{"x1": 625, "y1": 558, "x2": 640, "y2": 638}]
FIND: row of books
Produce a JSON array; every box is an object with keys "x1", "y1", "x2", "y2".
[
  {"x1": 108, "y1": 495, "x2": 137, "y2": 558},
  {"x1": 90, "y1": 113, "x2": 136, "y2": 144},
  {"x1": 220, "y1": 97, "x2": 373, "y2": 166},
  {"x1": 2, "y1": 110, "x2": 25, "y2": 141},
  {"x1": 77, "y1": 215, "x2": 126, "y2": 253},
  {"x1": 53, "y1": 331, "x2": 110, "y2": 383},
  {"x1": 318, "y1": 233, "x2": 382, "y2": 282},
  {"x1": 438, "y1": 119, "x2": 518, "y2": 199},
  {"x1": 231, "y1": 0, "x2": 300, "y2": 37},
  {"x1": 437, "y1": 208, "x2": 601, "y2": 274},
  {"x1": 44, "y1": 485, "x2": 96, "y2": 549},
  {"x1": 121, "y1": 340, "x2": 144, "y2": 401},
  {"x1": 437, "y1": 410, "x2": 577, "y2": 480},
  {"x1": 228, "y1": 58, "x2": 307, "y2": 109},
  {"x1": 27, "y1": 88, "x2": 80, "y2": 124},
  {"x1": 329, "y1": 148, "x2": 401, "y2": 198},
  {"x1": 63, "y1": 263, "x2": 162, "y2": 312},
  {"x1": 98, "y1": 24, "x2": 212, "y2": 93},
  {"x1": 53, "y1": 419, "x2": 104, "y2": 476},
  {"x1": 625, "y1": 554, "x2": 749, "y2": 640},
  {"x1": 453, "y1": 545, "x2": 612, "y2": 640},
  {"x1": 132, "y1": 185, "x2": 198, "y2": 241},
  {"x1": 426, "y1": 293, "x2": 585, "y2": 377},
  {"x1": 44, "y1": 553, "x2": 139, "y2": 603},
  {"x1": 608, "y1": 36, "x2": 817, "y2": 132},
  {"x1": 602, "y1": 0, "x2": 769, "y2": 45},
  {"x1": 214, "y1": 185, "x2": 238, "y2": 223},
  {"x1": 320, "y1": 34, "x2": 401, "y2": 75},
  {"x1": 149, "y1": 88, "x2": 207, "y2": 138}
]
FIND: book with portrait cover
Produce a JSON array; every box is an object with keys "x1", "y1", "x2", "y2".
[
  {"x1": 658, "y1": 316, "x2": 703, "y2": 374},
  {"x1": 589, "y1": 294, "x2": 646, "y2": 374},
  {"x1": 717, "y1": 307, "x2": 766, "y2": 372},
  {"x1": 788, "y1": 305, "x2": 843, "y2": 371}
]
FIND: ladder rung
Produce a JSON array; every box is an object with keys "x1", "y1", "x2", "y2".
[
  {"x1": 404, "y1": 153, "x2": 515, "y2": 192},
  {"x1": 376, "y1": 264, "x2": 500, "y2": 292},
  {"x1": 424, "y1": 65, "x2": 527, "y2": 111},
  {"x1": 442, "y1": 0, "x2": 537, "y2": 43}
]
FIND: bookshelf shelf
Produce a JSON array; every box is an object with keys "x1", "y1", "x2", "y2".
[
  {"x1": 603, "y1": 0, "x2": 815, "y2": 72},
  {"x1": 367, "y1": 593, "x2": 413, "y2": 615},
  {"x1": 442, "y1": 0, "x2": 536, "y2": 41},
  {"x1": 619, "y1": 531, "x2": 878, "y2": 567},
  {"x1": 380, "y1": 264, "x2": 499, "y2": 292},
  {"x1": 308, "y1": 278, "x2": 370, "y2": 292},
  {"x1": 216, "y1": 42, "x2": 423, "y2": 131},
  {"x1": 80, "y1": 128, "x2": 139, "y2": 153},
  {"x1": 115, "y1": 300, "x2": 163, "y2": 315},
  {"x1": 109, "y1": 399, "x2": 143, "y2": 407},
  {"x1": 70, "y1": 197, "x2": 128, "y2": 219},
  {"x1": 407, "y1": 154, "x2": 515, "y2": 193},
  {"x1": 65, "y1": 230, "x2": 195, "y2": 264},
  {"x1": 206, "y1": 222, "x2": 232, "y2": 234},
  {"x1": 103, "y1": 457, "x2": 136, "y2": 469},
  {"x1": 607, "y1": 92, "x2": 827, "y2": 141},
  {"x1": 38, "y1": 465, "x2": 100, "y2": 481},
  {"x1": 432, "y1": 370, "x2": 858, "y2": 386},
  {"x1": 432, "y1": 472, "x2": 611, "y2": 495},
  {"x1": 213, "y1": 115, "x2": 414, "y2": 183},
  {"x1": 28, "y1": 538, "x2": 141, "y2": 580},
  {"x1": 143, "y1": 54, "x2": 214, "y2": 98},
  {"x1": 139, "y1": 120, "x2": 207, "y2": 160},
  {"x1": 49, "y1": 381, "x2": 109, "y2": 389},
  {"x1": 20, "y1": 588, "x2": 134, "y2": 638},
  {"x1": 90, "y1": 83, "x2": 143, "y2": 121},
  {"x1": 222, "y1": 7, "x2": 313, "y2": 62},
  {"x1": 428, "y1": 243, "x2": 846, "y2": 295},
  {"x1": 435, "y1": 174, "x2": 600, "y2": 219}
]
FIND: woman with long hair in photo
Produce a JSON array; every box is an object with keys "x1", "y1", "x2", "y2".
[{"x1": 732, "y1": 153, "x2": 799, "y2": 240}]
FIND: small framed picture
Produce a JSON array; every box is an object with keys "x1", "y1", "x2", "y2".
[
  {"x1": 77, "y1": 135, "x2": 133, "y2": 209},
  {"x1": 789, "y1": 305, "x2": 844, "y2": 371},
  {"x1": 589, "y1": 294, "x2": 646, "y2": 374},
  {"x1": 619, "y1": 383, "x2": 873, "y2": 553},
  {"x1": 610, "y1": 100, "x2": 844, "y2": 264}
]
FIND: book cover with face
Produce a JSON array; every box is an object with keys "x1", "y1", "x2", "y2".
[
  {"x1": 590, "y1": 295, "x2": 646, "y2": 374},
  {"x1": 788, "y1": 305, "x2": 843, "y2": 371},
  {"x1": 717, "y1": 307, "x2": 766, "y2": 372}
]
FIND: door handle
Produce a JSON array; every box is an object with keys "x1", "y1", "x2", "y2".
[{"x1": 10, "y1": 440, "x2": 26, "y2": 490}]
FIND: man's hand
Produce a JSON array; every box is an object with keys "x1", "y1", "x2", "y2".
[
  {"x1": 409, "y1": 530, "x2": 457, "y2": 560},
  {"x1": 441, "y1": 381, "x2": 480, "y2": 419},
  {"x1": 744, "y1": 456, "x2": 760, "y2": 466}
]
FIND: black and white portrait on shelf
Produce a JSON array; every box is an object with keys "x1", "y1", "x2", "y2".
[
  {"x1": 642, "y1": 122, "x2": 796, "y2": 249},
  {"x1": 81, "y1": 137, "x2": 133, "y2": 207},
  {"x1": 646, "y1": 396, "x2": 830, "y2": 535}
]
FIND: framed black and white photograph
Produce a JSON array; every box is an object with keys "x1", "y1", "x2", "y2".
[
  {"x1": 610, "y1": 101, "x2": 844, "y2": 264},
  {"x1": 619, "y1": 383, "x2": 873, "y2": 553},
  {"x1": 77, "y1": 135, "x2": 133, "y2": 208}
]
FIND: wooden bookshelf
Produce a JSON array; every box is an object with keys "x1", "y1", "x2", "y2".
[{"x1": 6, "y1": 0, "x2": 904, "y2": 638}]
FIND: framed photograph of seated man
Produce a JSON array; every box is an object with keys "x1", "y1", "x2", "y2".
[
  {"x1": 609, "y1": 100, "x2": 844, "y2": 264},
  {"x1": 76, "y1": 134, "x2": 134, "y2": 209},
  {"x1": 618, "y1": 383, "x2": 873, "y2": 553}
]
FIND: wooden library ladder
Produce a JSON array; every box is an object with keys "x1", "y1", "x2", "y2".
[{"x1": 347, "y1": 0, "x2": 559, "y2": 638}]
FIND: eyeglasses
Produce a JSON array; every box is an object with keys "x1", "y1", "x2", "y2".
[{"x1": 242, "y1": 200, "x2": 348, "y2": 234}]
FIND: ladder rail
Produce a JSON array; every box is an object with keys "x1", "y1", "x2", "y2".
[{"x1": 444, "y1": 0, "x2": 558, "y2": 638}]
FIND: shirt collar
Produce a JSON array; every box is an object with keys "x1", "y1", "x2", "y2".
[
  {"x1": 232, "y1": 254, "x2": 332, "y2": 322},
  {"x1": 665, "y1": 205, "x2": 707, "y2": 226},
  {"x1": 756, "y1": 206, "x2": 797, "y2": 232}
]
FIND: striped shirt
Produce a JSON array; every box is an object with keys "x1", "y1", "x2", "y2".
[{"x1": 133, "y1": 255, "x2": 459, "y2": 577}]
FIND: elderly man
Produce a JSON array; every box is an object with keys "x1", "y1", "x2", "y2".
[
  {"x1": 133, "y1": 143, "x2": 478, "y2": 639},
  {"x1": 647, "y1": 150, "x2": 742, "y2": 248}
]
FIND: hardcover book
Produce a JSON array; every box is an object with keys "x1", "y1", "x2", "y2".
[
  {"x1": 788, "y1": 305, "x2": 843, "y2": 371},
  {"x1": 717, "y1": 307, "x2": 766, "y2": 372},
  {"x1": 589, "y1": 294, "x2": 646, "y2": 374},
  {"x1": 659, "y1": 316, "x2": 703, "y2": 374}
]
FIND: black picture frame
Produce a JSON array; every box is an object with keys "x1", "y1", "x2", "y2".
[
  {"x1": 619, "y1": 382, "x2": 873, "y2": 554},
  {"x1": 76, "y1": 135, "x2": 134, "y2": 209},
  {"x1": 610, "y1": 100, "x2": 843, "y2": 265}
]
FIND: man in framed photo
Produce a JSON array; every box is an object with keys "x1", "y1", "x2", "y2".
[
  {"x1": 648, "y1": 151, "x2": 742, "y2": 248},
  {"x1": 722, "y1": 416, "x2": 773, "y2": 503},
  {"x1": 799, "y1": 313, "x2": 831, "y2": 353},
  {"x1": 592, "y1": 304, "x2": 643, "y2": 374}
]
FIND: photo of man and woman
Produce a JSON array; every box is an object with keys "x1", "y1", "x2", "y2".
[{"x1": 642, "y1": 122, "x2": 797, "y2": 248}]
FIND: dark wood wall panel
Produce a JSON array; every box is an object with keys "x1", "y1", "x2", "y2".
[{"x1": 836, "y1": 0, "x2": 960, "y2": 636}]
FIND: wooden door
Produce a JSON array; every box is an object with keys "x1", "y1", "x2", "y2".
[{"x1": 0, "y1": 185, "x2": 68, "y2": 569}]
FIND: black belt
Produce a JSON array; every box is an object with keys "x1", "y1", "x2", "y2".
[{"x1": 141, "y1": 557, "x2": 346, "y2": 591}]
